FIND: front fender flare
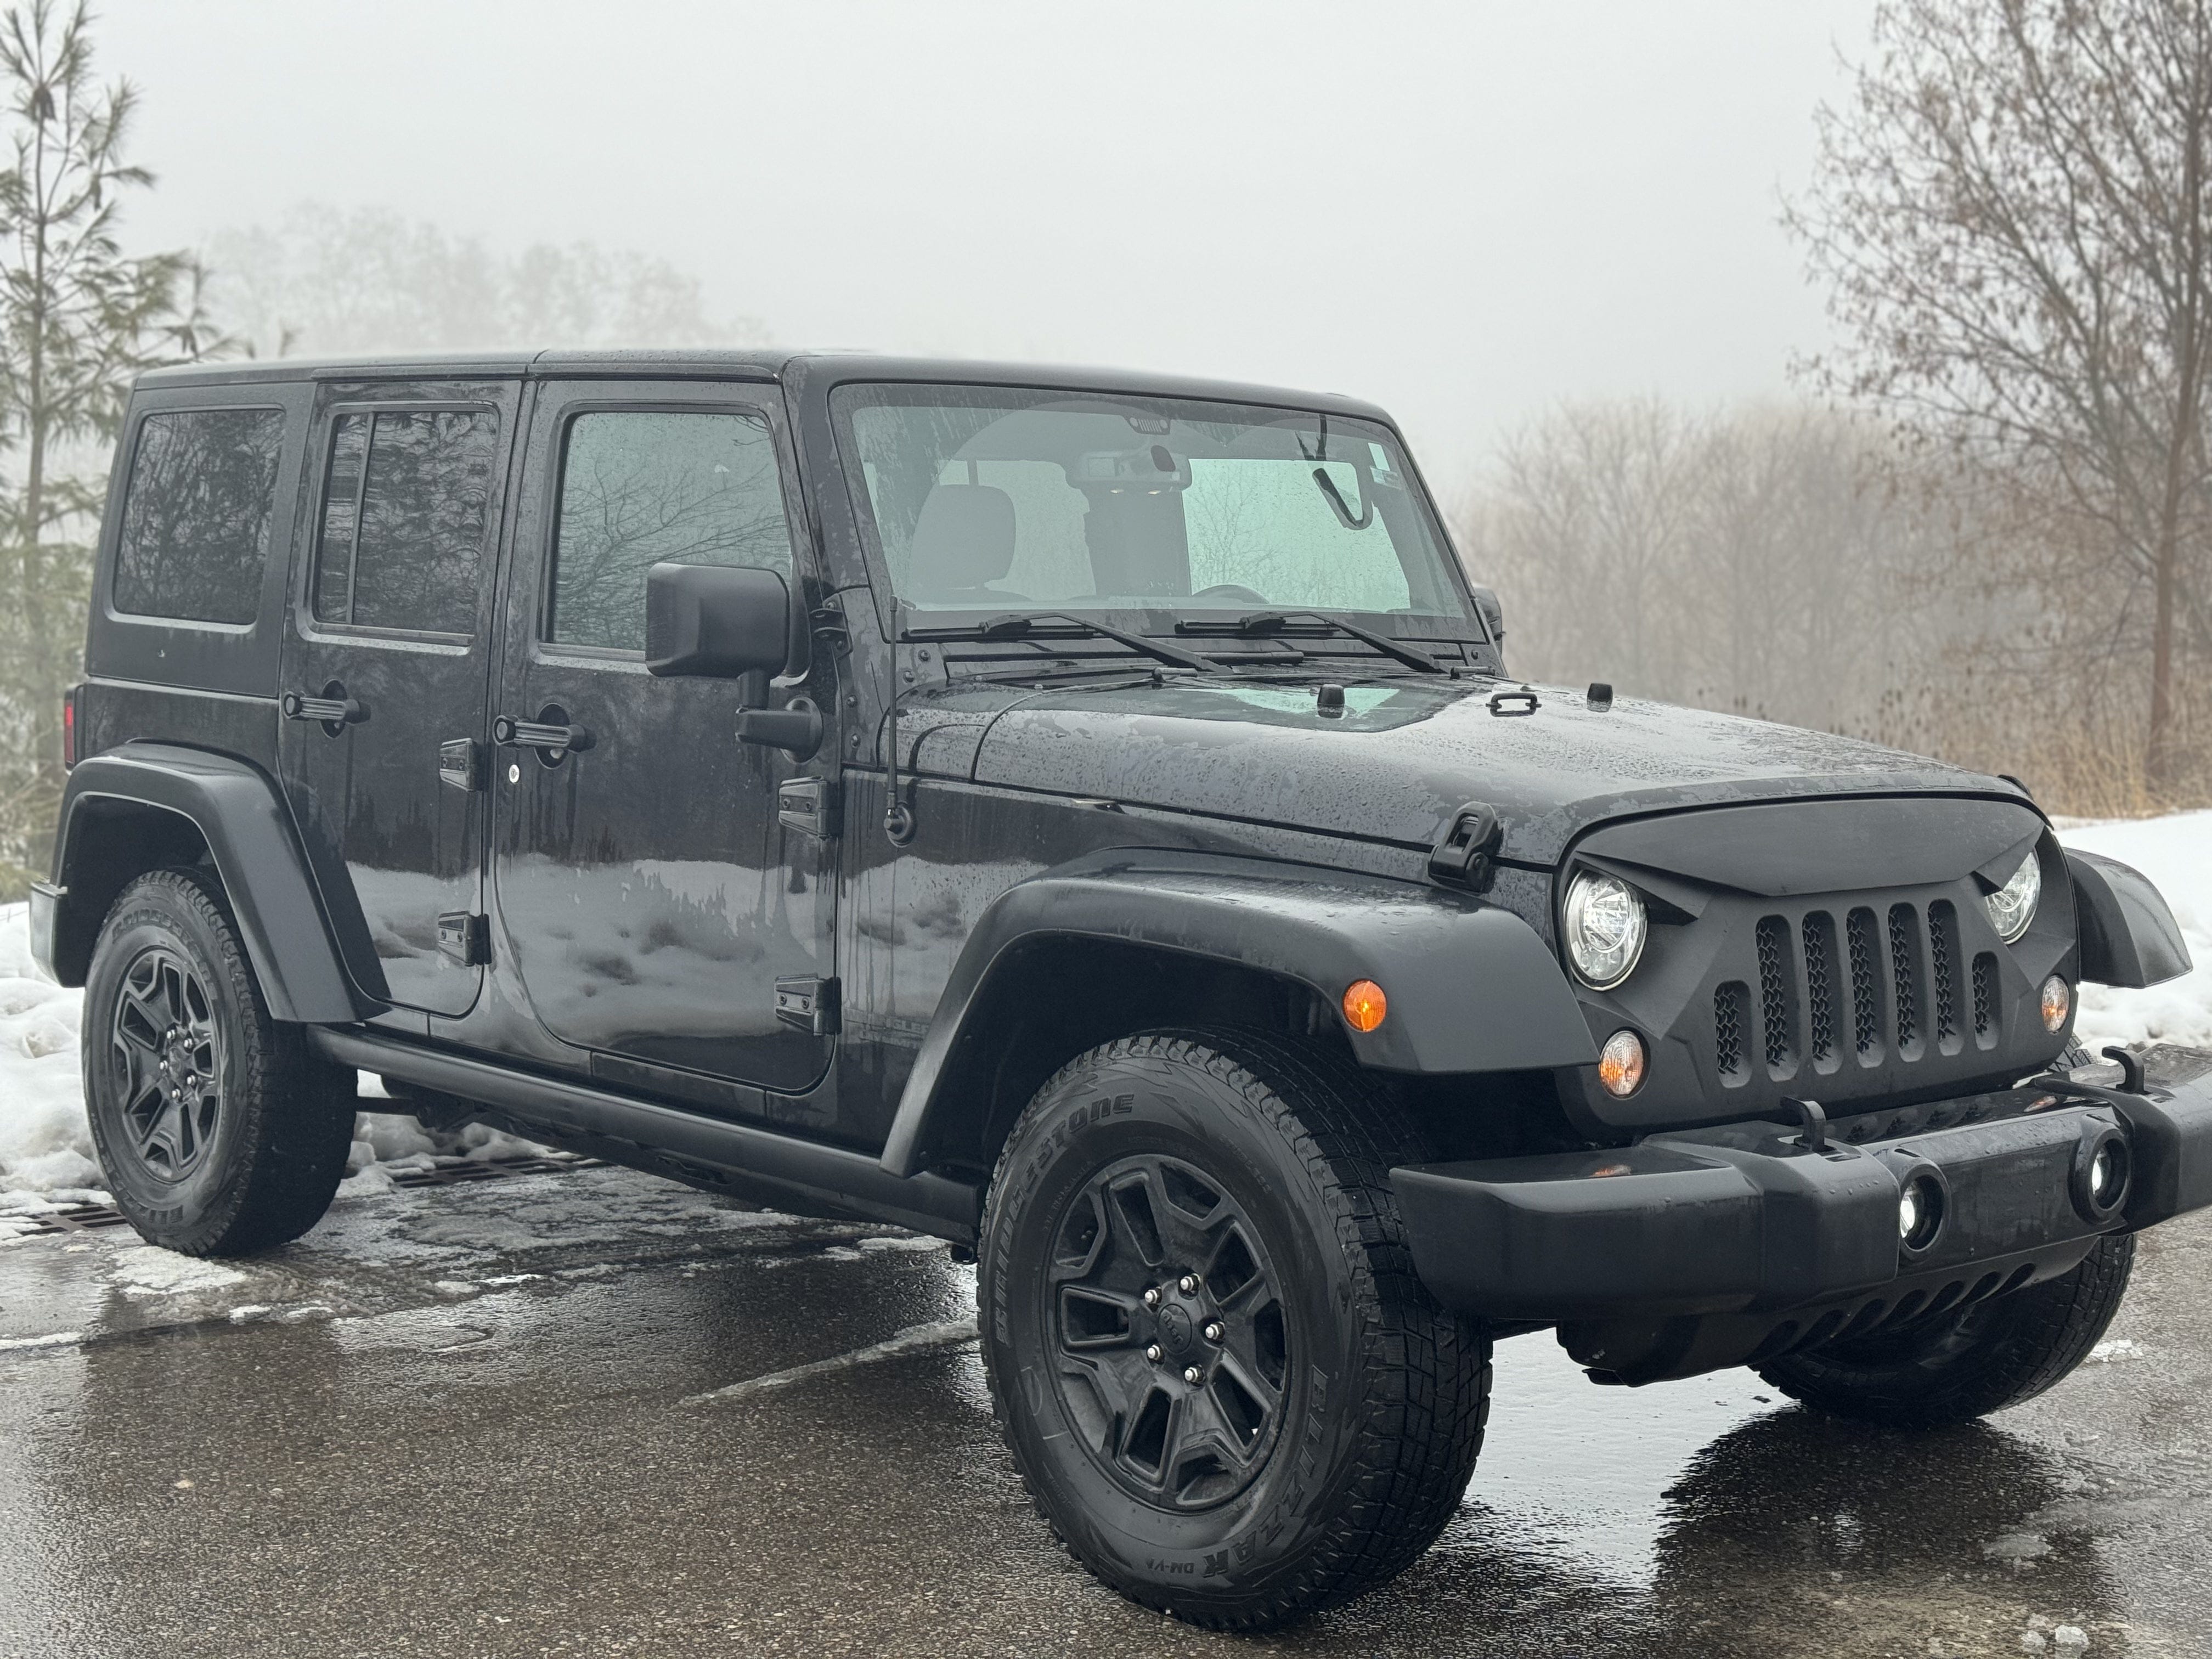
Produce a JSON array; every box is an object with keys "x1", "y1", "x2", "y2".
[
  {"x1": 45, "y1": 742, "x2": 375, "y2": 1023},
  {"x1": 2067, "y1": 848, "x2": 2192, "y2": 989},
  {"x1": 877, "y1": 850, "x2": 1597, "y2": 1178}
]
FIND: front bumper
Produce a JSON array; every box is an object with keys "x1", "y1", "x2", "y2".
[{"x1": 1392, "y1": 1046, "x2": 2212, "y2": 1384}]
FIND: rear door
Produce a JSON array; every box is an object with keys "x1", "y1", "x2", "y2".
[
  {"x1": 277, "y1": 379, "x2": 518, "y2": 1018},
  {"x1": 488, "y1": 379, "x2": 839, "y2": 1102}
]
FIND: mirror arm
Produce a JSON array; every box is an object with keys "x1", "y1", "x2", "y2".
[{"x1": 736, "y1": 697, "x2": 823, "y2": 761}]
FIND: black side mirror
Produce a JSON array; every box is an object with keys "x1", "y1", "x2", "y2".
[
  {"x1": 1469, "y1": 584, "x2": 1505, "y2": 647},
  {"x1": 645, "y1": 562, "x2": 793, "y2": 679}
]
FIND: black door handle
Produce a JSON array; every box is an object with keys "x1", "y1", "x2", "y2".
[
  {"x1": 283, "y1": 687, "x2": 368, "y2": 729},
  {"x1": 493, "y1": 714, "x2": 594, "y2": 753}
]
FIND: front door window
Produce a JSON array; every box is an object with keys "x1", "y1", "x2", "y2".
[{"x1": 490, "y1": 389, "x2": 838, "y2": 1105}]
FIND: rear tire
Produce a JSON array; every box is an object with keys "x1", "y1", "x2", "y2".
[
  {"x1": 1758, "y1": 1234, "x2": 2135, "y2": 1428},
  {"x1": 82, "y1": 868, "x2": 356, "y2": 1256},
  {"x1": 978, "y1": 1029, "x2": 1490, "y2": 1630}
]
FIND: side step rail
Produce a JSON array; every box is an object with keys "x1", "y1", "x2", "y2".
[{"x1": 312, "y1": 1026, "x2": 980, "y2": 1242}]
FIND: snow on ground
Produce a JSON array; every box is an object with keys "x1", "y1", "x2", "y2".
[
  {"x1": 2057, "y1": 810, "x2": 2212, "y2": 1053},
  {"x1": 1, "y1": 809, "x2": 2206, "y2": 1215},
  {"x1": 0, "y1": 901, "x2": 538, "y2": 1227}
]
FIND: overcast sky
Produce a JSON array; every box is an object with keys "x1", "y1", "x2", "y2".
[{"x1": 98, "y1": 0, "x2": 1873, "y2": 491}]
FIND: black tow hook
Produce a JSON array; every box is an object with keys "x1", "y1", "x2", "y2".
[
  {"x1": 2102, "y1": 1045, "x2": 2148, "y2": 1093},
  {"x1": 2027, "y1": 1045, "x2": 2153, "y2": 1109},
  {"x1": 1779, "y1": 1096, "x2": 1830, "y2": 1153}
]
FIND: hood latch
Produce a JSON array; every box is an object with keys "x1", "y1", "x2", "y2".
[{"x1": 1429, "y1": 802, "x2": 1505, "y2": 892}]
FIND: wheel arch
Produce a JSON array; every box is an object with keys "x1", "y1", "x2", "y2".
[
  {"x1": 42, "y1": 742, "x2": 376, "y2": 1023},
  {"x1": 876, "y1": 850, "x2": 1598, "y2": 1180}
]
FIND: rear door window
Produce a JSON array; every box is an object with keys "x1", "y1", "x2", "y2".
[
  {"x1": 312, "y1": 409, "x2": 500, "y2": 635},
  {"x1": 111, "y1": 408, "x2": 286, "y2": 624},
  {"x1": 546, "y1": 409, "x2": 795, "y2": 652}
]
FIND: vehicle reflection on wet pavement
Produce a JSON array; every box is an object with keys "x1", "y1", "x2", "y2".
[{"x1": 2, "y1": 1163, "x2": 2204, "y2": 1658}]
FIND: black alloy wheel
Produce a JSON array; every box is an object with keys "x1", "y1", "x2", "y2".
[
  {"x1": 981, "y1": 1029, "x2": 1492, "y2": 1630},
  {"x1": 82, "y1": 868, "x2": 356, "y2": 1256},
  {"x1": 1049, "y1": 1152, "x2": 1290, "y2": 1510},
  {"x1": 106, "y1": 945, "x2": 225, "y2": 1183}
]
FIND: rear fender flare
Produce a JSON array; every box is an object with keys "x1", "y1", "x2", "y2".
[
  {"x1": 43, "y1": 742, "x2": 376, "y2": 1023},
  {"x1": 876, "y1": 850, "x2": 1596, "y2": 1177}
]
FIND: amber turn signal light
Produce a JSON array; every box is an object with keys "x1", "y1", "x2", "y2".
[
  {"x1": 2040, "y1": 974, "x2": 2072, "y2": 1034},
  {"x1": 1341, "y1": 980, "x2": 1388, "y2": 1032},
  {"x1": 1598, "y1": 1029, "x2": 1647, "y2": 1097}
]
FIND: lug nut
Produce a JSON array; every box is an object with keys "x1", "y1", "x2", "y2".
[
  {"x1": 1144, "y1": 1344, "x2": 1163, "y2": 1363},
  {"x1": 1142, "y1": 1288, "x2": 1161, "y2": 1308},
  {"x1": 1204, "y1": 1321, "x2": 1224, "y2": 1343},
  {"x1": 1178, "y1": 1274, "x2": 1199, "y2": 1294},
  {"x1": 1182, "y1": 1366, "x2": 1203, "y2": 1385}
]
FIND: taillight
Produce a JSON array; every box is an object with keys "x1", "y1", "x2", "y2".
[{"x1": 61, "y1": 686, "x2": 76, "y2": 769}]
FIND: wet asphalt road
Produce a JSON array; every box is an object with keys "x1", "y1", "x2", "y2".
[{"x1": 2, "y1": 1150, "x2": 2208, "y2": 1659}]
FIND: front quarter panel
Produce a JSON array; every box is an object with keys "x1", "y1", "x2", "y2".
[{"x1": 877, "y1": 848, "x2": 1596, "y2": 1176}]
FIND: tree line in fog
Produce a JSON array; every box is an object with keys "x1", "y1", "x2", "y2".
[{"x1": 1472, "y1": 0, "x2": 2212, "y2": 815}]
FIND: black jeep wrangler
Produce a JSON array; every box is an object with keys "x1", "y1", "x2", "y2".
[{"x1": 32, "y1": 351, "x2": 2212, "y2": 1629}]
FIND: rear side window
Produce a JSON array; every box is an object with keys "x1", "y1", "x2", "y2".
[
  {"x1": 548, "y1": 409, "x2": 794, "y2": 652},
  {"x1": 111, "y1": 408, "x2": 286, "y2": 625},
  {"x1": 313, "y1": 409, "x2": 499, "y2": 634}
]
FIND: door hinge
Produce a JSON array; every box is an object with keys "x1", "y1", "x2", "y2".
[
  {"x1": 775, "y1": 975, "x2": 840, "y2": 1037},
  {"x1": 438, "y1": 737, "x2": 487, "y2": 792},
  {"x1": 437, "y1": 912, "x2": 490, "y2": 967},
  {"x1": 777, "y1": 775, "x2": 841, "y2": 838}
]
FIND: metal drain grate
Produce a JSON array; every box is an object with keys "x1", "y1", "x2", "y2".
[{"x1": 4, "y1": 1152, "x2": 610, "y2": 1240}]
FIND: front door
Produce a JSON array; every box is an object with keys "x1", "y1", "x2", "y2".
[
  {"x1": 278, "y1": 379, "x2": 517, "y2": 1017},
  {"x1": 489, "y1": 380, "x2": 838, "y2": 1101}
]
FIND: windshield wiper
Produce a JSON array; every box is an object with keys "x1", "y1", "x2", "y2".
[
  {"x1": 921, "y1": 611, "x2": 1226, "y2": 675},
  {"x1": 1224, "y1": 611, "x2": 1444, "y2": 674}
]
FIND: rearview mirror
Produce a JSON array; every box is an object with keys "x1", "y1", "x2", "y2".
[{"x1": 645, "y1": 563, "x2": 793, "y2": 679}]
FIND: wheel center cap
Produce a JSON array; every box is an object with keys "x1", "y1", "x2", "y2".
[{"x1": 1158, "y1": 1304, "x2": 1194, "y2": 1353}]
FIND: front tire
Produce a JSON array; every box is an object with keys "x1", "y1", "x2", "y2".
[
  {"x1": 979, "y1": 1030, "x2": 1490, "y2": 1630},
  {"x1": 83, "y1": 868, "x2": 356, "y2": 1256},
  {"x1": 1758, "y1": 1234, "x2": 2135, "y2": 1428}
]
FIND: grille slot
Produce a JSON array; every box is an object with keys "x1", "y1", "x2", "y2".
[
  {"x1": 1847, "y1": 907, "x2": 1881, "y2": 1060},
  {"x1": 1972, "y1": 952, "x2": 1997, "y2": 1047},
  {"x1": 1756, "y1": 916, "x2": 1798, "y2": 1077},
  {"x1": 1929, "y1": 901, "x2": 1961, "y2": 1052},
  {"x1": 1714, "y1": 982, "x2": 1751, "y2": 1085},
  {"x1": 1802, "y1": 911, "x2": 1840, "y2": 1071},
  {"x1": 1888, "y1": 904, "x2": 1923, "y2": 1059}
]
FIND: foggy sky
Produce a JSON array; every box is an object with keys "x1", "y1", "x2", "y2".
[{"x1": 98, "y1": 0, "x2": 1873, "y2": 490}]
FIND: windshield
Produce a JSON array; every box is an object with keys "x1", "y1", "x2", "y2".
[{"x1": 832, "y1": 384, "x2": 1471, "y2": 625}]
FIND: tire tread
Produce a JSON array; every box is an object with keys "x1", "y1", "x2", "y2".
[{"x1": 980, "y1": 1027, "x2": 1491, "y2": 1629}]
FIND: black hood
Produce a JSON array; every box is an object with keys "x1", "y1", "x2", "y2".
[{"x1": 962, "y1": 678, "x2": 2022, "y2": 865}]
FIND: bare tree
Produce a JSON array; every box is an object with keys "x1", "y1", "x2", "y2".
[
  {"x1": 1793, "y1": 0, "x2": 2212, "y2": 791},
  {"x1": 0, "y1": 0, "x2": 212, "y2": 895}
]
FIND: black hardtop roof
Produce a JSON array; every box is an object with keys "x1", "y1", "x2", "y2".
[{"x1": 132, "y1": 348, "x2": 1398, "y2": 425}]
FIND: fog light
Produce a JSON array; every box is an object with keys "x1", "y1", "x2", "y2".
[
  {"x1": 1898, "y1": 1173, "x2": 1944, "y2": 1250},
  {"x1": 1598, "y1": 1029, "x2": 1647, "y2": 1097},
  {"x1": 1341, "y1": 980, "x2": 1388, "y2": 1033},
  {"x1": 2040, "y1": 974, "x2": 2072, "y2": 1034},
  {"x1": 2091, "y1": 1145, "x2": 2120, "y2": 1202}
]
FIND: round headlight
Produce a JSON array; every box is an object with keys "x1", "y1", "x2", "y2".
[
  {"x1": 1563, "y1": 871, "x2": 1647, "y2": 989},
  {"x1": 1985, "y1": 850, "x2": 2041, "y2": 943}
]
